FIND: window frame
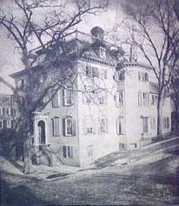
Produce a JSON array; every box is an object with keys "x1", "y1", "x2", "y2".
[
  {"x1": 142, "y1": 117, "x2": 149, "y2": 134},
  {"x1": 63, "y1": 87, "x2": 73, "y2": 106},
  {"x1": 116, "y1": 90, "x2": 124, "y2": 107},
  {"x1": 99, "y1": 118, "x2": 108, "y2": 133},
  {"x1": 63, "y1": 146, "x2": 74, "y2": 159},
  {"x1": 52, "y1": 117, "x2": 60, "y2": 136},
  {"x1": 64, "y1": 116, "x2": 76, "y2": 137}
]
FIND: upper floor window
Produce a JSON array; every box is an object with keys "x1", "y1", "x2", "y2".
[
  {"x1": 52, "y1": 90, "x2": 59, "y2": 108},
  {"x1": 83, "y1": 116, "x2": 96, "y2": 135},
  {"x1": 98, "y1": 91, "x2": 107, "y2": 105},
  {"x1": 52, "y1": 117, "x2": 60, "y2": 136},
  {"x1": 63, "y1": 146, "x2": 74, "y2": 158},
  {"x1": 116, "y1": 116, "x2": 125, "y2": 135},
  {"x1": 11, "y1": 108, "x2": 16, "y2": 116},
  {"x1": 115, "y1": 90, "x2": 124, "y2": 107},
  {"x1": 99, "y1": 47, "x2": 106, "y2": 59},
  {"x1": 99, "y1": 118, "x2": 108, "y2": 133},
  {"x1": 151, "y1": 94, "x2": 158, "y2": 106},
  {"x1": 0, "y1": 120, "x2": 3, "y2": 129},
  {"x1": 3, "y1": 120, "x2": 7, "y2": 129},
  {"x1": 86, "y1": 66, "x2": 99, "y2": 78},
  {"x1": 150, "y1": 117, "x2": 156, "y2": 130},
  {"x1": 116, "y1": 72, "x2": 125, "y2": 81},
  {"x1": 63, "y1": 87, "x2": 73, "y2": 106},
  {"x1": 138, "y1": 72, "x2": 149, "y2": 82},
  {"x1": 17, "y1": 79, "x2": 25, "y2": 89},
  {"x1": 138, "y1": 91, "x2": 149, "y2": 106},
  {"x1": 63, "y1": 116, "x2": 76, "y2": 136}
]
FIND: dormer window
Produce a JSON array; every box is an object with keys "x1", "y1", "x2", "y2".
[
  {"x1": 99, "y1": 47, "x2": 106, "y2": 59},
  {"x1": 138, "y1": 72, "x2": 149, "y2": 82},
  {"x1": 17, "y1": 79, "x2": 25, "y2": 89}
]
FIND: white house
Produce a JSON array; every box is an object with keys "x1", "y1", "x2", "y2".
[{"x1": 10, "y1": 27, "x2": 172, "y2": 168}]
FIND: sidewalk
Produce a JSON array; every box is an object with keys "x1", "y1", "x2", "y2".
[{"x1": 0, "y1": 155, "x2": 80, "y2": 180}]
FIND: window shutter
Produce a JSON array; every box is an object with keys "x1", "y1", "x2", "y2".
[
  {"x1": 63, "y1": 146, "x2": 66, "y2": 158},
  {"x1": 92, "y1": 119, "x2": 96, "y2": 135},
  {"x1": 138, "y1": 72, "x2": 141, "y2": 81},
  {"x1": 116, "y1": 117, "x2": 119, "y2": 135},
  {"x1": 63, "y1": 118, "x2": 66, "y2": 136},
  {"x1": 106, "y1": 118, "x2": 108, "y2": 133},
  {"x1": 62, "y1": 89, "x2": 65, "y2": 106},
  {"x1": 116, "y1": 90, "x2": 119, "y2": 107},
  {"x1": 72, "y1": 119, "x2": 76, "y2": 136},
  {"x1": 138, "y1": 91, "x2": 142, "y2": 106}
]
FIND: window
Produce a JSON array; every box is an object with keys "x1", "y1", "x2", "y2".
[
  {"x1": 0, "y1": 107, "x2": 2, "y2": 115},
  {"x1": 143, "y1": 92, "x2": 149, "y2": 106},
  {"x1": 86, "y1": 66, "x2": 99, "y2": 78},
  {"x1": 63, "y1": 87, "x2": 73, "y2": 106},
  {"x1": 52, "y1": 117, "x2": 60, "y2": 136},
  {"x1": 2, "y1": 107, "x2": 5, "y2": 116},
  {"x1": 99, "y1": 47, "x2": 106, "y2": 59},
  {"x1": 11, "y1": 120, "x2": 15, "y2": 129},
  {"x1": 0, "y1": 120, "x2": 3, "y2": 129},
  {"x1": 151, "y1": 94, "x2": 158, "y2": 105},
  {"x1": 63, "y1": 117, "x2": 76, "y2": 136},
  {"x1": 99, "y1": 118, "x2": 108, "y2": 133},
  {"x1": 116, "y1": 116, "x2": 124, "y2": 135},
  {"x1": 116, "y1": 90, "x2": 124, "y2": 107},
  {"x1": 138, "y1": 91, "x2": 149, "y2": 106},
  {"x1": 142, "y1": 117, "x2": 149, "y2": 133},
  {"x1": 11, "y1": 108, "x2": 16, "y2": 116},
  {"x1": 98, "y1": 91, "x2": 107, "y2": 105},
  {"x1": 116, "y1": 72, "x2": 125, "y2": 81},
  {"x1": 6, "y1": 108, "x2": 9, "y2": 115},
  {"x1": 87, "y1": 145, "x2": 94, "y2": 157},
  {"x1": 63, "y1": 146, "x2": 73, "y2": 158},
  {"x1": 83, "y1": 116, "x2": 96, "y2": 135},
  {"x1": 138, "y1": 72, "x2": 149, "y2": 82},
  {"x1": 163, "y1": 117, "x2": 170, "y2": 129},
  {"x1": 3, "y1": 120, "x2": 7, "y2": 129},
  {"x1": 17, "y1": 79, "x2": 25, "y2": 89},
  {"x1": 52, "y1": 91, "x2": 59, "y2": 108},
  {"x1": 150, "y1": 117, "x2": 156, "y2": 130}
]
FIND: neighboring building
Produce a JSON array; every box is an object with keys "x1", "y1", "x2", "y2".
[
  {"x1": 0, "y1": 80, "x2": 16, "y2": 130},
  {"x1": 10, "y1": 27, "x2": 172, "y2": 168}
]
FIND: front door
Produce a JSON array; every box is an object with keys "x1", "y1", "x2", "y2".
[{"x1": 38, "y1": 120, "x2": 46, "y2": 144}]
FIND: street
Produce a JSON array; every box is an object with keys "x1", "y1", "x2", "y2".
[{"x1": 1, "y1": 137, "x2": 179, "y2": 206}]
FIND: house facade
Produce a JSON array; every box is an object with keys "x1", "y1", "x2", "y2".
[
  {"x1": 0, "y1": 81, "x2": 16, "y2": 130},
  {"x1": 10, "y1": 27, "x2": 172, "y2": 168}
]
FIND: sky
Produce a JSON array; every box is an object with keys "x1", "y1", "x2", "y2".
[{"x1": 0, "y1": 0, "x2": 138, "y2": 86}]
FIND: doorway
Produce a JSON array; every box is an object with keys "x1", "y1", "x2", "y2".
[{"x1": 38, "y1": 120, "x2": 46, "y2": 144}]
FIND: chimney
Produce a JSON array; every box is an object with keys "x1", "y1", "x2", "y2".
[{"x1": 91, "y1": 26, "x2": 104, "y2": 41}]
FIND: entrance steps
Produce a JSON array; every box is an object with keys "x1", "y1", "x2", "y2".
[{"x1": 32, "y1": 145, "x2": 62, "y2": 166}]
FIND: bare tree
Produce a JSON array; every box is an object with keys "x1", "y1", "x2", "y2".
[
  {"x1": 120, "y1": 0, "x2": 179, "y2": 135},
  {"x1": 0, "y1": 0, "x2": 109, "y2": 173}
]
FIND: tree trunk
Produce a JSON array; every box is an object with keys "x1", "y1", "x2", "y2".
[
  {"x1": 23, "y1": 132, "x2": 32, "y2": 174},
  {"x1": 157, "y1": 96, "x2": 162, "y2": 136}
]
